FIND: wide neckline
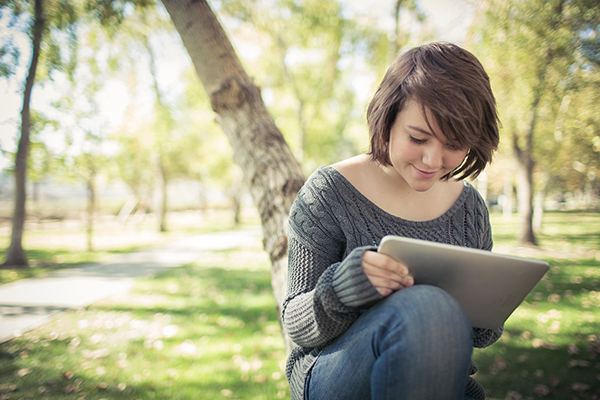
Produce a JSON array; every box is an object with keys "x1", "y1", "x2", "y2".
[{"x1": 320, "y1": 165, "x2": 469, "y2": 226}]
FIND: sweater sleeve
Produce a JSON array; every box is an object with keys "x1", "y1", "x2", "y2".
[{"x1": 282, "y1": 170, "x2": 382, "y2": 348}]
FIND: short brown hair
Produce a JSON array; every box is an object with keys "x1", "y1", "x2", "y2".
[{"x1": 367, "y1": 42, "x2": 500, "y2": 180}]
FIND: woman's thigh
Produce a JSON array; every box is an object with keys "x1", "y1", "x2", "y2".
[{"x1": 305, "y1": 285, "x2": 474, "y2": 400}]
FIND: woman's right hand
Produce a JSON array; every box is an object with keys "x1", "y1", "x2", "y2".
[{"x1": 362, "y1": 251, "x2": 414, "y2": 297}]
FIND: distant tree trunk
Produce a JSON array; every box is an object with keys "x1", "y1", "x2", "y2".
[
  {"x1": 390, "y1": 0, "x2": 403, "y2": 58},
  {"x1": 502, "y1": 179, "x2": 513, "y2": 220},
  {"x1": 3, "y1": 0, "x2": 45, "y2": 268},
  {"x1": 86, "y1": 168, "x2": 96, "y2": 252},
  {"x1": 513, "y1": 135, "x2": 536, "y2": 245},
  {"x1": 512, "y1": 0, "x2": 564, "y2": 247},
  {"x1": 146, "y1": 35, "x2": 170, "y2": 233},
  {"x1": 161, "y1": 0, "x2": 305, "y2": 351},
  {"x1": 154, "y1": 153, "x2": 168, "y2": 232}
]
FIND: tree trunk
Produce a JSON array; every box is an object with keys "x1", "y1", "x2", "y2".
[
  {"x1": 161, "y1": 0, "x2": 305, "y2": 351},
  {"x1": 3, "y1": 0, "x2": 45, "y2": 268},
  {"x1": 514, "y1": 145, "x2": 536, "y2": 245},
  {"x1": 154, "y1": 153, "x2": 168, "y2": 232},
  {"x1": 87, "y1": 168, "x2": 96, "y2": 252},
  {"x1": 145, "y1": 35, "x2": 170, "y2": 233},
  {"x1": 390, "y1": 0, "x2": 403, "y2": 58}
]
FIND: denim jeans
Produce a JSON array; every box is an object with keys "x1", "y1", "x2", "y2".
[{"x1": 305, "y1": 285, "x2": 475, "y2": 400}]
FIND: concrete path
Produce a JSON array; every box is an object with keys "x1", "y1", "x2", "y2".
[{"x1": 0, "y1": 227, "x2": 262, "y2": 343}]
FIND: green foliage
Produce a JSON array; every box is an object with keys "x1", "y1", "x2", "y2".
[
  {"x1": 217, "y1": 0, "x2": 376, "y2": 171},
  {"x1": 473, "y1": 0, "x2": 600, "y2": 197},
  {"x1": 0, "y1": 38, "x2": 20, "y2": 78}
]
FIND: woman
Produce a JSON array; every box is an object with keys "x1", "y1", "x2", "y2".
[{"x1": 282, "y1": 42, "x2": 504, "y2": 400}]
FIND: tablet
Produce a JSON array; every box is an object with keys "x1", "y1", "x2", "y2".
[{"x1": 378, "y1": 236, "x2": 549, "y2": 329}]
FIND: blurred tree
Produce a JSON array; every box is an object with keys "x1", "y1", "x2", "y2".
[
  {"x1": 218, "y1": 0, "x2": 427, "y2": 173},
  {"x1": 177, "y1": 66, "x2": 242, "y2": 222},
  {"x1": 43, "y1": 19, "x2": 114, "y2": 252},
  {"x1": 160, "y1": 0, "x2": 305, "y2": 350},
  {"x1": 389, "y1": 0, "x2": 425, "y2": 59},
  {"x1": 473, "y1": 0, "x2": 600, "y2": 245},
  {"x1": 93, "y1": 2, "x2": 174, "y2": 231},
  {"x1": 1, "y1": 0, "x2": 79, "y2": 267},
  {"x1": 73, "y1": 131, "x2": 106, "y2": 252},
  {"x1": 217, "y1": 0, "x2": 359, "y2": 170},
  {"x1": 111, "y1": 119, "x2": 155, "y2": 220},
  {"x1": 95, "y1": 1, "x2": 208, "y2": 232}
]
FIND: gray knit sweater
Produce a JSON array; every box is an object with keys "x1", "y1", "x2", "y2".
[{"x1": 282, "y1": 166, "x2": 503, "y2": 400}]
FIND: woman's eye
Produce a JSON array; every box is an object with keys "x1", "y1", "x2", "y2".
[
  {"x1": 446, "y1": 143, "x2": 464, "y2": 151},
  {"x1": 409, "y1": 136, "x2": 427, "y2": 145}
]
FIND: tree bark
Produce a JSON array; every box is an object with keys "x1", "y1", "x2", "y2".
[
  {"x1": 145, "y1": 35, "x2": 170, "y2": 233},
  {"x1": 511, "y1": 0, "x2": 564, "y2": 247},
  {"x1": 513, "y1": 132, "x2": 536, "y2": 245},
  {"x1": 154, "y1": 153, "x2": 168, "y2": 232},
  {"x1": 3, "y1": 0, "x2": 45, "y2": 268},
  {"x1": 87, "y1": 167, "x2": 96, "y2": 252},
  {"x1": 160, "y1": 0, "x2": 305, "y2": 351}
]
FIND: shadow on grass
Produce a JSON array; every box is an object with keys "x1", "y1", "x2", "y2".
[
  {"x1": 0, "y1": 245, "x2": 156, "y2": 285},
  {"x1": 474, "y1": 341, "x2": 600, "y2": 399},
  {"x1": 0, "y1": 259, "x2": 290, "y2": 400}
]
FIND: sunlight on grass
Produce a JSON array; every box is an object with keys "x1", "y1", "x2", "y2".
[
  {"x1": 477, "y1": 211, "x2": 600, "y2": 399},
  {"x1": 0, "y1": 244, "x2": 290, "y2": 399},
  {"x1": 1, "y1": 210, "x2": 599, "y2": 399},
  {"x1": 0, "y1": 209, "x2": 257, "y2": 285}
]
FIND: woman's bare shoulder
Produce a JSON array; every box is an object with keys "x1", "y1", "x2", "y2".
[{"x1": 331, "y1": 154, "x2": 373, "y2": 180}]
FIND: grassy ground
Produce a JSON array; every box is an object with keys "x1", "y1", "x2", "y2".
[
  {"x1": 0, "y1": 210, "x2": 599, "y2": 399},
  {"x1": 0, "y1": 209, "x2": 257, "y2": 285},
  {"x1": 474, "y1": 212, "x2": 600, "y2": 400}
]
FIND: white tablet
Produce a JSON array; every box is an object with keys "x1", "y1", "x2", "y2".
[{"x1": 378, "y1": 235, "x2": 549, "y2": 329}]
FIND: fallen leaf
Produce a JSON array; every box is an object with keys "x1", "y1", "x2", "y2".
[
  {"x1": 547, "y1": 321, "x2": 561, "y2": 334},
  {"x1": 252, "y1": 374, "x2": 267, "y2": 383},
  {"x1": 63, "y1": 384, "x2": 79, "y2": 394},
  {"x1": 534, "y1": 369, "x2": 544, "y2": 377},
  {"x1": 569, "y1": 360, "x2": 591, "y2": 368},
  {"x1": 534, "y1": 385, "x2": 549, "y2": 396},
  {"x1": 506, "y1": 391, "x2": 523, "y2": 400},
  {"x1": 62, "y1": 371, "x2": 74, "y2": 379},
  {"x1": 517, "y1": 354, "x2": 529, "y2": 363},
  {"x1": 493, "y1": 356, "x2": 508, "y2": 370},
  {"x1": 572, "y1": 383, "x2": 590, "y2": 391}
]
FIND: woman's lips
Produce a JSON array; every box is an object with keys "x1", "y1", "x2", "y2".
[{"x1": 414, "y1": 167, "x2": 438, "y2": 179}]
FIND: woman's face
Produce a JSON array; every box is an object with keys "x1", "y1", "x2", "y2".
[{"x1": 387, "y1": 101, "x2": 468, "y2": 193}]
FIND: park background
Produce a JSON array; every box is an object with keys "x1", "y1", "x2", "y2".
[{"x1": 0, "y1": 0, "x2": 599, "y2": 399}]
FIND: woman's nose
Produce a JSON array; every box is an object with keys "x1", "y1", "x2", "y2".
[{"x1": 422, "y1": 144, "x2": 444, "y2": 169}]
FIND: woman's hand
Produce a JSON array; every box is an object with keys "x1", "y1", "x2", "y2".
[{"x1": 362, "y1": 251, "x2": 414, "y2": 297}]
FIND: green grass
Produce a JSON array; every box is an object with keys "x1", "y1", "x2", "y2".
[
  {"x1": 0, "y1": 210, "x2": 599, "y2": 399},
  {"x1": 474, "y1": 211, "x2": 600, "y2": 399},
  {"x1": 0, "y1": 209, "x2": 259, "y2": 285},
  {"x1": 0, "y1": 246, "x2": 289, "y2": 400}
]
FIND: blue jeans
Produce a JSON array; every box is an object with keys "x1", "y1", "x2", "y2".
[{"x1": 305, "y1": 285, "x2": 475, "y2": 400}]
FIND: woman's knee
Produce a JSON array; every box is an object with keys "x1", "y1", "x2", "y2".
[{"x1": 381, "y1": 285, "x2": 472, "y2": 339}]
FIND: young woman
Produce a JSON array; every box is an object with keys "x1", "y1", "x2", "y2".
[{"x1": 282, "y1": 42, "x2": 503, "y2": 400}]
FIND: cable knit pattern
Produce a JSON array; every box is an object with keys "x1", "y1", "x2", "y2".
[{"x1": 283, "y1": 166, "x2": 503, "y2": 400}]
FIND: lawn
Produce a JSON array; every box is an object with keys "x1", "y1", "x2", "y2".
[
  {"x1": 474, "y1": 212, "x2": 600, "y2": 399},
  {"x1": 0, "y1": 210, "x2": 599, "y2": 399}
]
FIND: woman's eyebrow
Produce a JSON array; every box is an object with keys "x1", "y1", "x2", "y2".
[{"x1": 407, "y1": 125, "x2": 433, "y2": 136}]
